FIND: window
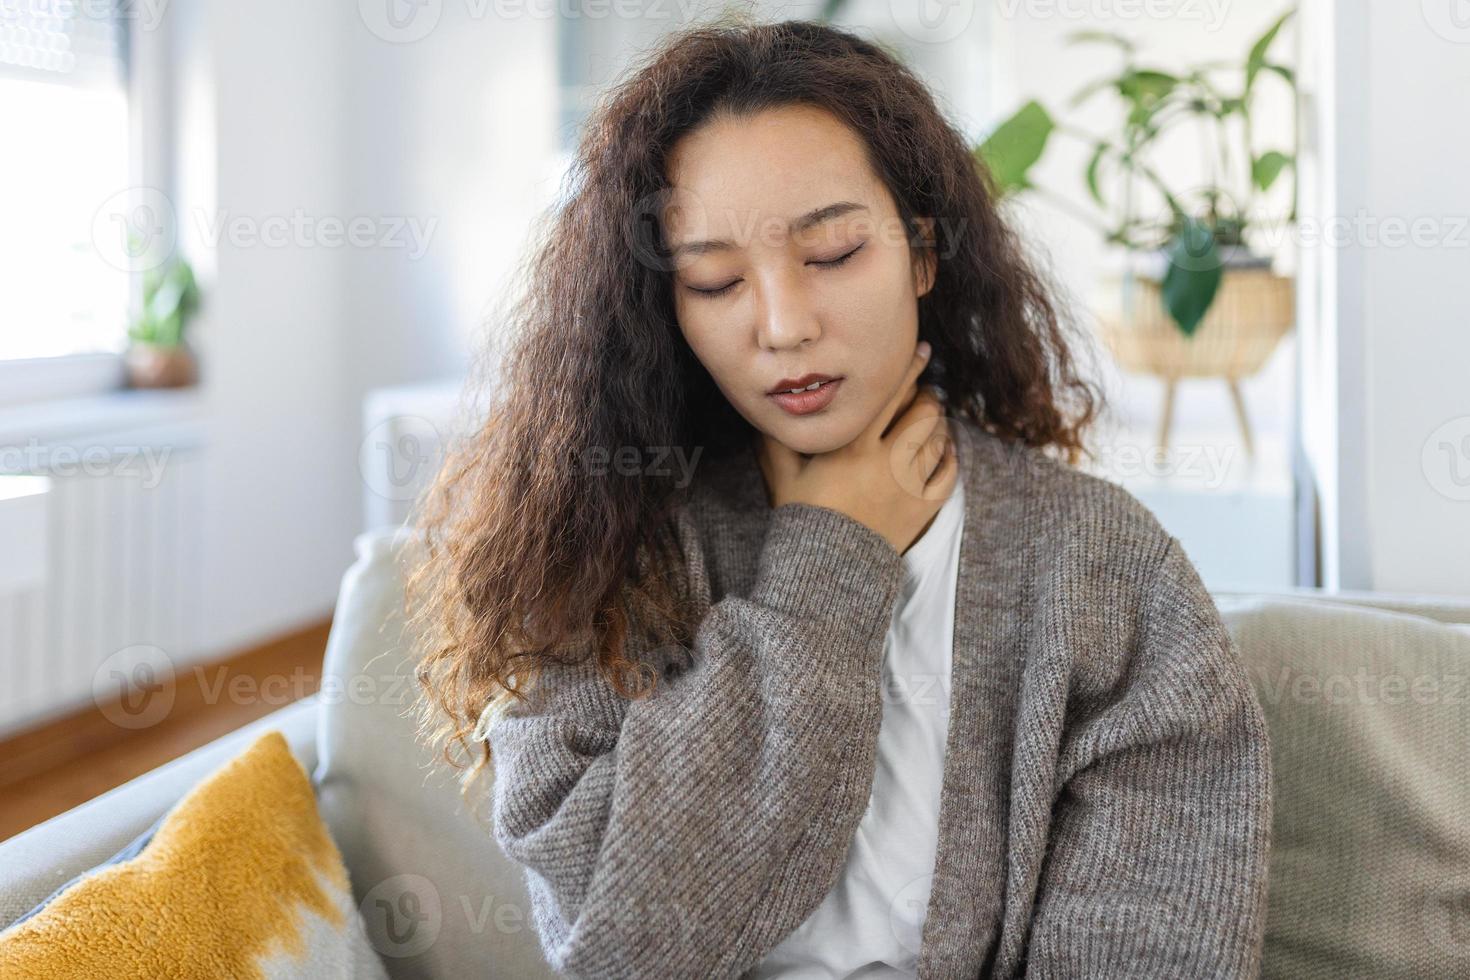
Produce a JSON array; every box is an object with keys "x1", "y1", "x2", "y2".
[{"x1": 0, "y1": 0, "x2": 130, "y2": 363}]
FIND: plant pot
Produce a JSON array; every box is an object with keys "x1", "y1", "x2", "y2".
[
  {"x1": 1097, "y1": 264, "x2": 1294, "y2": 378},
  {"x1": 124, "y1": 342, "x2": 198, "y2": 389},
  {"x1": 1093, "y1": 259, "x2": 1295, "y2": 458}
]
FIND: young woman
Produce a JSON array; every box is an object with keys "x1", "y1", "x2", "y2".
[{"x1": 407, "y1": 19, "x2": 1273, "y2": 979}]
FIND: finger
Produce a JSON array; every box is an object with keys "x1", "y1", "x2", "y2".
[
  {"x1": 922, "y1": 432, "x2": 958, "y2": 499},
  {"x1": 916, "y1": 419, "x2": 949, "y2": 479},
  {"x1": 862, "y1": 340, "x2": 931, "y2": 446},
  {"x1": 890, "y1": 389, "x2": 946, "y2": 462},
  {"x1": 887, "y1": 407, "x2": 946, "y2": 498}
]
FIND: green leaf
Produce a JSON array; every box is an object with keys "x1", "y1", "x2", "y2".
[
  {"x1": 976, "y1": 100, "x2": 1055, "y2": 198},
  {"x1": 1069, "y1": 75, "x2": 1117, "y2": 108},
  {"x1": 1252, "y1": 150, "x2": 1291, "y2": 191},
  {"x1": 130, "y1": 257, "x2": 201, "y2": 348},
  {"x1": 1119, "y1": 69, "x2": 1179, "y2": 106},
  {"x1": 1085, "y1": 142, "x2": 1110, "y2": 208},
  {"x1": 1161, "y1": 218, "x2": 1223, "y2": 337},
  {"x1": 1262, "y1": 63, "x2": 1295, "y2": 86},
  {"x1": 157, "y1": 311, "x2": 181, "y2": 347},
  {"x1": 1066, "y1": 29, "x2": 1135, "y2": 52},
  {"x1": 1246, "y1": 9, "x2": 1294, "y2": 94}
]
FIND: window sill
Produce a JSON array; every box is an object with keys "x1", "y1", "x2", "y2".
[
  {"x1": 0, "y1": 385, "x2": 207, "y2": 457},
  {"x1": 0, "y1": 352, "x2": 129, "y2": 409}
]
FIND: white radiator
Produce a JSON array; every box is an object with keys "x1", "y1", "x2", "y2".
[
  {"x1": 361, "y1": 378, "x2": 480, "y2": 532},
  {"x1": 0, "y1": 423, "x2": 205, "y2": 740}
]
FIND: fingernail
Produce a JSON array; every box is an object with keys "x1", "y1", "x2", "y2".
[{"x1": 918, "y1": 340, "x2": 931, "y2": 358}]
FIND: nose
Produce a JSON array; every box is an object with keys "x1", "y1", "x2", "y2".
[{"x1": 754, "y1": 268, "x2": 822, "y2": 352}]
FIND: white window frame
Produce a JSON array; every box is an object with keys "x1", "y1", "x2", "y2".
[{"x1": 2, "y1": 1, "x2": 173, "y2": 406}]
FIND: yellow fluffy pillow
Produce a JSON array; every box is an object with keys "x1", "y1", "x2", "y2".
[{"x1": 0, "y1": 730, "x2": 388, "y2": 980}]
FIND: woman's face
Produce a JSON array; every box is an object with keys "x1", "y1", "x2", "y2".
[{"x1": 662, "y1": 104, "x2": 935, "y2": 456}]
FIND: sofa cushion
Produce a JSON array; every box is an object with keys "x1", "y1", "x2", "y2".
[
  {"x1": 0, "y1": 695, "x2": 320, "y2": 931},
  {"x1": 1218, "y1": 596, "x2": 1470, "y2": 980},
  {"x1": 0, "y1": 731, "x2": 387, "y2": 979},
  {"x1": 5, "y1": 809, "x2": 167, "y2": 933},
  {"x1": 312, "y1": 528, "x2": 554, "y2": 979}
]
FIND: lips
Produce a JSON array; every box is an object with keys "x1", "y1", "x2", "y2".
[
  {"x1": 767, "y1": 372, "x2": 839, "y2": 395},
  {"x1": 767, "y1": 376, "x2": 843, "y2": 416}
]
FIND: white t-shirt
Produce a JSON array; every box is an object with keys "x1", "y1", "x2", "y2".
[{"x1": 751, "y1": 463, "x2": 966, "y2": 977}]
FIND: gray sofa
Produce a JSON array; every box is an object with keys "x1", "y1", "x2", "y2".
[{"x1": 3, "y1": 526, "x2": 1467, "y2": 978}]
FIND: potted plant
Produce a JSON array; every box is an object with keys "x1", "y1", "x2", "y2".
[
  {"x1": 125, "y1": 257, "x2": 201, "y2": 389},
  {"x1": 975, "y1": 10, "x2": 1298, "y2": 456}
]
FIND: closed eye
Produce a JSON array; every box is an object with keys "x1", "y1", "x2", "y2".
[
  {"x1": 685, "y1": 242, "x2": 867, "y2": 299},
  {"x1": 811, "y1": 242, "x2": 865, "y2": 269}
]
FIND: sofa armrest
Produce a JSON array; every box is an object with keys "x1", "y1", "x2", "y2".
[
  {"x1": 0, "y1": 695, "x2": 320, "y2": 930},
  {"x1": 1212, "y1": 586, "x2": 1470, "y2": 626}
]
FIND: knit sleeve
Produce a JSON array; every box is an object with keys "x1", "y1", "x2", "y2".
[
  {"x1": 485, "y1": 502, "x2": 905, "y2": 978},
  {"x1": 1021, "y1": 536, "x2": 1274, "y2": 979}
]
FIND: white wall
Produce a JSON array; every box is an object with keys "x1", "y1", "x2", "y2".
[
  {"x1": 1305, "y1": 0, "x2": 1470, "y2": 595},
  {"x1": 338, "y1": 1, "x2": 560, "y2": 392},
  {"x1": 192, "y1": 0, "x2": 355, "y2": 655},
  {"x1": 161, "y1": 0, "x2": 559, "y2": 660}
]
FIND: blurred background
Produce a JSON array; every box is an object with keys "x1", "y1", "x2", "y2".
[{"x1": 1, "y1": 0, "x2": 1466, "y2": 834}]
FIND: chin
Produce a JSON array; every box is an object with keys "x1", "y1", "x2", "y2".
[{"x1": 763, "y1": 414, "x2": 862, "y2": 456}]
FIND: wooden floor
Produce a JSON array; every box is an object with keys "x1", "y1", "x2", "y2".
[{"x1": 0, "y1": 619, "x2": 332, "y2": 842}]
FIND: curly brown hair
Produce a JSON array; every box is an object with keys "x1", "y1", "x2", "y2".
[{"x1": 404, "y1": 17, "x2": 1105, "y2": 790}]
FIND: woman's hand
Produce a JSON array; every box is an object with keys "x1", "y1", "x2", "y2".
[{"x1": 758, "y1": 340, "x2": 958, "y2": 555}]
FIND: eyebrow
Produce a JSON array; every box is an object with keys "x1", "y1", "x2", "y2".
[{"x1": 667, "y1": 201, "x2": 869, "y2": 259}]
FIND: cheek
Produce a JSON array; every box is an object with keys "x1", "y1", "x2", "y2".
[
  {"x1": 835, "y1": 255, "x2": 918, "y2": 358},
  {"x1": 676, "y1": 304, "x2": 745, "y2": 389},
  {"x1": 836, "y1": 257, "x2": 921, "y2": 416}
]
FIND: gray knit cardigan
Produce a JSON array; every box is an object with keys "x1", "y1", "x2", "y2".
[{"x1": 486, "y1": 417, "x2": 1274, "y2": 979}]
